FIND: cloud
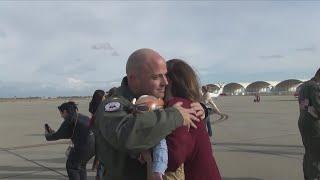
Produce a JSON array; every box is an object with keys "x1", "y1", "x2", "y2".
[
  {"x1": 91, "y1": 42, "x2": 120, "y2": 56},
  {"x1": 259, "y1": 54, "x2": 284, "y2": 60},
  {"x1": 111, "y1": 51, "x2": 119, "y2": 56},
  {"x1": 35, "y1": 59, "x2": 97, "y2": 77},
  {"x1": 0, "y1": 79, "x2": 113, "y2": 98},
  {"x1": 109, "y1": 81, "x2": 121, "y2": 87},
  {"x1": 1, "y1": 1, "x2": 320, "y2": 97},
  {"x1": 91, "y1": 42, "x2": 114, "y2": 50},
  {"x1": 65, "y1": 77, "x2": 88, "y2": 90},
  {"x1": 295, "y1": 47, "x2": 316, "y2": 52}
]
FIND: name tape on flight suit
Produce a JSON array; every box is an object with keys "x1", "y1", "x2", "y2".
[{"x1": 105, "y1": 102, "x2": 121, "y2": 112}]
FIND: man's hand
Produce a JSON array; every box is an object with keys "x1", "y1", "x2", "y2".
[
  {"x1": 152, "y1": 172, "x2": 163, "y2": 180},
  {"x1": 190, "y1": 102, "x2": 205, "y2": 120},
  {"x1": 173, "y1": 102, "x2": 199, "y2": 130}
]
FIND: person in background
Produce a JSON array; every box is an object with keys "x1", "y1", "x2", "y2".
[
  {"x1": 298, "y1": 68, "x2": 320, "y2": 180},
  {"x1": 89, "y1": 90, "x2": 105, "y2": 180},
  {"x1": 254, "y1": 93, "x2": 260, "y2": 103},
  {"x1": 89, "y1": 89, "x2": 105, "y2": 128},
  {"x1": 201, "y1": 85, "x2": 228, "y2": 136},
  {"x1": 45, "y1": 101, "x2": 95, "y2": 180}
]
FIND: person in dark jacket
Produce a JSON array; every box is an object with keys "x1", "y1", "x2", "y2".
[
  {"x1": 45, "y1": 101, "x2": 95, "y2": 180},
  {"x1": 298, "y1": 68, "x2": 320, "y2": 179}
]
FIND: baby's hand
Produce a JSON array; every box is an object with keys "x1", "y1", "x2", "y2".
[
  {"x1": 138, "y1": 150, "x2": 152, "y2": 164},
  {"x1": 152, "y1": 172, "x2": 163, "y2": 180}
]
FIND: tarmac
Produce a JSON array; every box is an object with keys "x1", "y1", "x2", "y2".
[{"x1": 0, "y1": 96, "x2": 303, "y2": 180}]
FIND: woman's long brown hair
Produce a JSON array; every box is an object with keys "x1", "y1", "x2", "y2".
[{"x1": 166, "y1": 59, "x2": 201, "y2": 102}]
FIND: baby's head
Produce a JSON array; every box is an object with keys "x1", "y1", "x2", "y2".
[{"x1": 134, "y1": 95, "x2": 164, "y2": 112}]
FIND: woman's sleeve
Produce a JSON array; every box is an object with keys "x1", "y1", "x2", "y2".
[{"x1": 45, "y1": 120, "x2": 72, "y2": 141}]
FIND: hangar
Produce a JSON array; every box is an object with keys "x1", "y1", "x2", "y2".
[
  {"x1": 274, "y1": 79, "x2": 303, "y2": 95},
  {"x1": 206, "y1": 84, "x2": 220, "y2": 93},
  {"x1": 246, "y1": 81, "x2": 272, "y2": 95},
  {"x1": 223, "y1": 82, "x2": 246, "y2": 95},
  {"x1": 207, "y1": 79, "x2": 305, "y2": 96}
]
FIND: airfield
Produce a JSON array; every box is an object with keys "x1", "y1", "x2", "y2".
[{"x1": 0, "y1": 95, "x2": 303, "y2": 180}]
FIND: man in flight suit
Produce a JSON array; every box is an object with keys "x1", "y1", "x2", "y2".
[
  {"x1": 298, "y1": 68, "x2": 320, "y2": 180},
  {"x1": 93, "y1": 48, "x2": 205, "y2": 180}
]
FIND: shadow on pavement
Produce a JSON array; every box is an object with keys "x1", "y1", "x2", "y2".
[{"x1": 223, "y1": 178, "x2": 262, "y2": 180}]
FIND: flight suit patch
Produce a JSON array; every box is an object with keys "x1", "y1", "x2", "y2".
[{"x1": 105, "y1": 102, "x2": 121, "y2": 112}]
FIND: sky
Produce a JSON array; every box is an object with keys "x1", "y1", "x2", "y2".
[{"x1": 0, "y1": 1, "x2": 319, "y2": 97}]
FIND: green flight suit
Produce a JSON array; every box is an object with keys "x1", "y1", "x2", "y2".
[
  {"x1": 93, "y1": 77, "x2": 183, "y2": 180},
  {"x1": 298, "y1": 78, "x2": 320, "y2": 180}
]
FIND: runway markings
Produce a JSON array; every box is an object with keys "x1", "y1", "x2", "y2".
[
  {"x1": 0, "y1": 142, "x2": 69, "y2": 179},
  {"x1": 213, "y1": 115, "x2": 229, "y2": 124},
  {"x1": 2, "y1": 141, "x2": 69, "y2": 151}
]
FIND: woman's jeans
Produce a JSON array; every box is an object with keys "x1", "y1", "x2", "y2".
[
  {"x1": 66, "y1": 138, "x2": 95, "y2": 180},
  {"x1": 206, "y1": 115, "x2": 213, "y2": 137}
]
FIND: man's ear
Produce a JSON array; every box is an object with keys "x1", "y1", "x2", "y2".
[
  {"x1": 128, "y1": 73, "x2": 134, "y2": 81},
  {"x1": 128, "y1": 73, "x2": 138, "y2": 83}
]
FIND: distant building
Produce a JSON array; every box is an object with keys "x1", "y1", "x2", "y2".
[{"x1": 205, "y1": 78, "x2": 306, "y2": 96}]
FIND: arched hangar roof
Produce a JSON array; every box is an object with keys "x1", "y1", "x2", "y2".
[
  {"x1": 246, "y1": 81, "x2": 271, "y2": 90},
  {"x1": 275, "y1": 79, "x2": 303, "y2": 90},
  {"x1": 223, "y1": 82, "x2": 245, "y2": 93},
  {"x1": 205, "y1": 84, "x2": 220, "y2": 91}
]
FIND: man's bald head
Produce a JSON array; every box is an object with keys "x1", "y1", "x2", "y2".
[
  {"x1": 126, "y1": 48, "x2": 164, "y2": 75},
  {"x1": 126, "y1": 48, "x2": 168, "y2": 98}
]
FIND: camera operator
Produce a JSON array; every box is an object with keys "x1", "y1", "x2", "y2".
[{"x1": 45, "y1": 101, "x2": 95, "y2": 180}]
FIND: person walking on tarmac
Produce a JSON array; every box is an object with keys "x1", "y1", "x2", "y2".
[
  {"x1": 201, "y1": 85, "x2": 228, "y2": 137},
  {"x1": 45, "y1": 101, "x2": 95, "y2": 180},
  {"x1": 298, "y1": 68, "x2": 320, "y2": 180}
]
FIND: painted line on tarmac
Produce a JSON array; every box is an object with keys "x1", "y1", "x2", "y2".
[
  {"x1": 2, "y1": 141, "x2": 69, "y2": 151},
  {"x1": 0, "y1": 170, "x2": 44, "y2": 179},
  {"x1": 216, "y1": 132, "x2": 299, "y2": 144},
  {"x1": 211, "y1": 114, "x2": 229, "y2": 125},
  {"x1": 0, "y1": 148, "x2": 68, "y2": 179},
  {"x1": 216, "y1": 143, "x2": 301, "y2": 160},
  {"x1": 213, "y1": 115, "x2": 229, "y2": 124},
  {"x1": 213, "y1": 132, "x2": 302, "y2": 161}
]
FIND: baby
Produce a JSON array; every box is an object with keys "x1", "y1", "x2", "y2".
[{"x1": 133, "y1": 95, "x2": 167, "y2": 180}]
